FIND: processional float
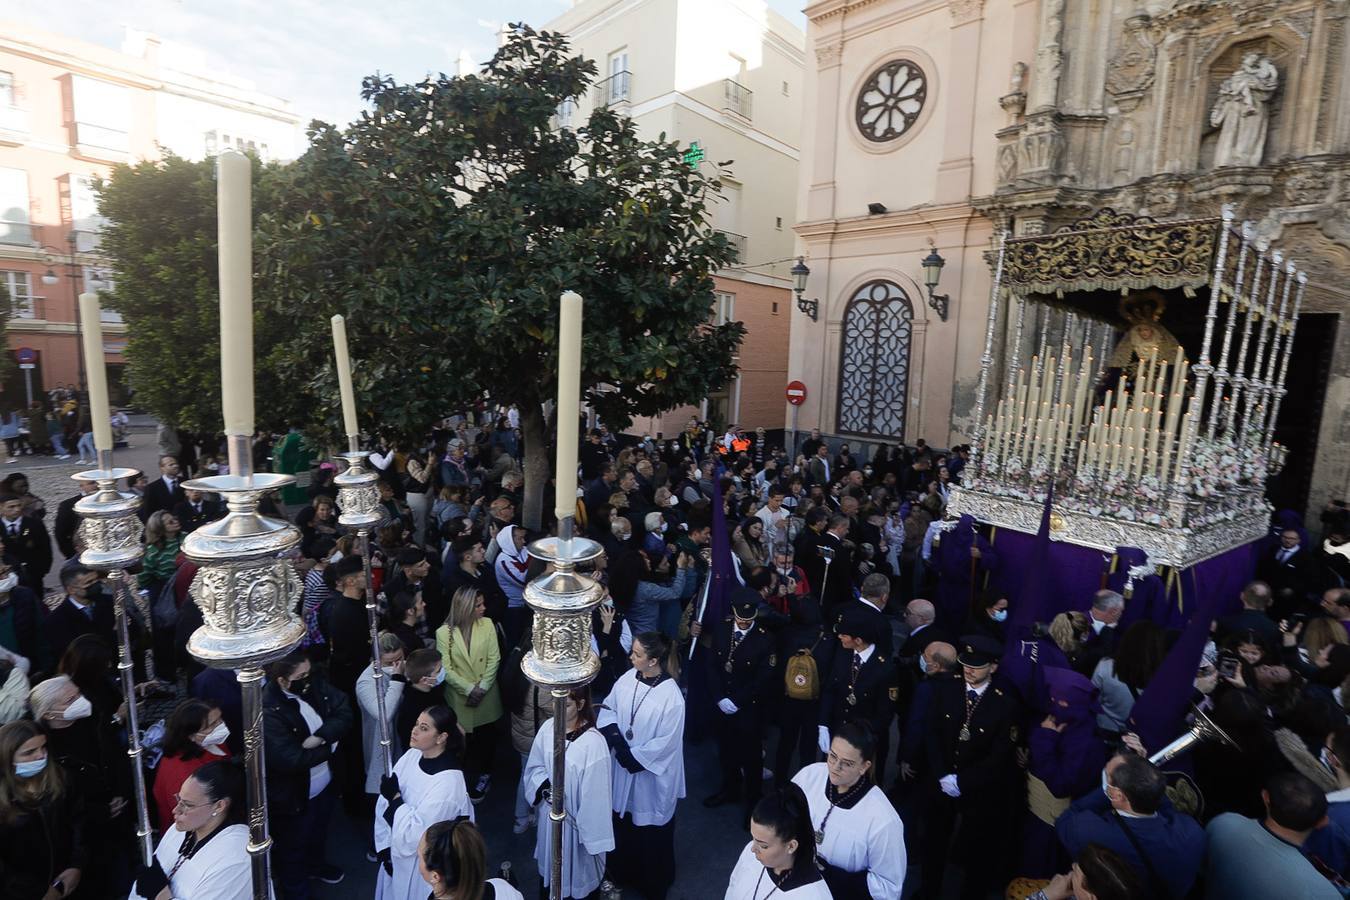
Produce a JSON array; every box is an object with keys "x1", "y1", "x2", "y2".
[{"x1": 951, "y1": 205, "x2": 1309, "y2": 569}]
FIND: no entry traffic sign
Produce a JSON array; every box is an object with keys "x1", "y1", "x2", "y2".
[{"x1": 786, "y1": 380, "x2": 807, "y2": 406}]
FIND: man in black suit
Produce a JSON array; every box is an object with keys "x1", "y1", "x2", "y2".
[
  {"x1": 1257, "y1": 528, "x2": 1319, "y2": 619},
  {"x1": 1076, "y1": 589, "x2": 1125, "y2": 676},
  {"x1": 921, "y1": 634, "x2": 1021, "y2": 900},
  {"x1": 1216, "y1": 581, "x2": 1282, "y2": 648},
  {"x1": 0, "y1": 559, "x2": 47, "y2": 674},
  {"x1": 819, "y1": 604, "x2": 898, "y2": 784},
  {"x1": 53, "y1": 479, "x2": 97, "y2": 561},
  {"x1": 141, "y1": 454, "x2": 187, "y2": 520},
  {"x1": 42, "y1": 564, "x2": 116, "y2": 662},
  {"x1": 0, "y1": 493, "x2": 51, "y2": 594},
  {"x1": 172, "y1": 487, "x2": 224, "y2": 535},
  {"x1": 703, "y1": 594, "x2": 778, "y2": 820},
  {"x1": 816, "y1": 515, "x2": 854, "y2": 619},
  {"x1": 793, "y1": 507, "x2": 829, "y2": 596}
]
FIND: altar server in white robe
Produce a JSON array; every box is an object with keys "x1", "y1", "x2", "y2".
[
  {"x1": 419, "y1": 818, "x2": 524, "y2": 900},
  {"x1": 357, "y1": 633, "x2": 407, "y2": 796},
  {"x1": 375, "y1": 706, "x2": 474, "y2": 900},
  {"x1": 725, "y1": 783, "x2": 834, "y2": 900},
  {"x1": 523, "y1": 687, "x2": 614, "y2": 899},
  {"x1": 596, "y1": 631, "x2": 686, "y2": 900},
  {"x1": 129, "y1": 760, "x2": 253, "y2": 900},
  {"x1": 791, "y1": 722, "x2": 904, "y2": 900}
]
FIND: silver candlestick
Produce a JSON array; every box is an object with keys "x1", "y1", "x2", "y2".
[
  {"x1": 332, "y1": 442, "x2": 392, "y2": 776},
  {"x1": 73, "y1": 448, "x2": 154, "y2": 867},
  {"x1": 522, "y1": 516, "x2": 604, "y2": 900},
  {"x1": 183, "y1": 434, "x2": 306, "y2": 900}
]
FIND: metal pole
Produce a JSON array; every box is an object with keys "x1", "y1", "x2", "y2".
[
  {"x1": 237, "y1": 665, "x2": 272, "y2": 900},
  {"x1": 790, "y1": 404, "x2": 799, "y2": 463},
  {"x1": 333, "y1": 442, "x2": 391, "y2": 775},
  {"x1": 23, "y1": 367, "x2": 32, "y2": 408},
  {"x1": 114, "y1": 570, "x2": 154, "y2": 865},
  {"x1": 549, "y1": 686, "x2": 568, "y2": 900}
]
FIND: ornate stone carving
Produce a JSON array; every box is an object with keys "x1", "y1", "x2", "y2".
[
  {"x1": 949, "y1": 0, "x2": 984, "y2": 25},
  {"x1": 815, "y1": 43, "x2": 842, "y2": 68},
  {"x1": 1106, "y1": 15, "x2": 1158, "y2": 97},
  {"x1": 1000, "y1": 62, "x2": 1027, "y2": 123},
  {"x1": 997, "y1": 143, "x2": 1019, "y2": 185},
  {"x1": 1284, "y1": 169, "x2": 1332, "y2": 205},
  {"x1": 1210, "y1": 53, "x2": 1279, "y2": 168},
  {"x1": 1018, "y1": 115, "x2": 1065, "y2": 182}
]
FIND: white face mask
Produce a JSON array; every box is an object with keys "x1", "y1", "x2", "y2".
[
  {"x1": 62, "y1": 694, "x2": 93, "y2": 721},
  {"x1": 328, "y1": 551, "x2": 344, "y2": 564},
  {"x1": 667, "y1": 495, "x2": 679, "y2": 507},
  {"x1": 918, "y1": 654, "x2": 929, "y2": 674},
  {"x1": 199, "y1": 722, "x2": 230, "y2": 749},
  {"x1": 0, "y1": 573, "x2": 17, "y2": 594}
]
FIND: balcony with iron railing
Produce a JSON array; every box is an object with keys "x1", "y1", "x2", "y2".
[
  {"x1": 594, "y1": 71, "x2": 632, "y2": 110},
  {"x1": 722, "y1": 79, "x2": 753, "y2": 120},
  {"x1": 73, "y1": 122, "x2": 131, "y2": 161},
  {"x1": 718, "y1": 231, "x2": 747, "y2": 265},
  {"x1": 8, "y1": 295, "x2": 48, "y2": 322}
]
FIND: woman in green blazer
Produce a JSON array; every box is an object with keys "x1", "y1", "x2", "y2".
[{"x1": 436, "y1": 586, "x2": 503, "y2": 803}]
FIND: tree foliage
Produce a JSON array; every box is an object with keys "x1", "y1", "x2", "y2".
[
  {"x1": 96, "y1": 155, "x2": 295, "y2": 433},
  {"x1": 260, "y1": 26, "x2": 744, "y2": 525}
]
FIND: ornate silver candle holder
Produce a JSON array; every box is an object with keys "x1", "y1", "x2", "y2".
[
  {"x1": 523, "y1": 521, "x2": 604, "y2": 900},
  {"x1": 333, "y1": 446, "x2": 393, "y2": 776},
  {"x1": 73, "y1": 449, "x2": 154, "y2": 866},
  {"x1": 182, "y1": 435, "x2": 305, "y2": 900}
]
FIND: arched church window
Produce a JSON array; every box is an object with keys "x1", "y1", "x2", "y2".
[
  {"x1": 837, "y1": 280, "x2": 913, "y2": 439},
  {"x1": 856, "y1": 60, "x2": 928, "y2": 142}
]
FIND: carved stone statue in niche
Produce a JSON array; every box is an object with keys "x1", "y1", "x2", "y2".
[
  {"x1": 1209, "y1": 53, "x2": 1279, "y2": 167},
  {"x1": 1108, "y1": 291, "x2": 1184, "y2": 369}
]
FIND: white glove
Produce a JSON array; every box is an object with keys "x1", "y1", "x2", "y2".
[
  {"x1": 818, "y1": 726, "x2": 831, "y2": 755},
  {"x1": 939, "y1": 774, "x2": 960, "y2": 797},
  {"x1": 717, "y1": 698, "x2": 739, "y2": 715}
]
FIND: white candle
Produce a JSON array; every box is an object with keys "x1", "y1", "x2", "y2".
[
  {"x1": 330, "y1": 315, "x2": 359, "y2": 439},
  {"x1": 78, "y1": 292, "x2": 113, "y2": 452},
  {"x1": 217, "y1": 150, "x2": 254, "y2": 436},
  {"x1": 1070, "y1": 349, "x2": 1090, "y2": 449},
  {"x1": 554, "y1": 291, "x2": 584, "y2": 523}
]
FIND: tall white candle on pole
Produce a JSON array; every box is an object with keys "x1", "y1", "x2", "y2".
[
  {"x1": 78, "y1": 292, "x2": 113, "y2": 451},
  {"x1": 330, "y1": 315, "x2": 359, "y2": 439},
  {"x1": 217, "y1": 150, "x2": 254, "y2": 436},
  {"x1": 554, "y1": 291, "x2": 584, "y2": 524}
]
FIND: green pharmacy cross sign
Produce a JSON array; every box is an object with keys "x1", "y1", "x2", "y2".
[{"x1": 683, "y1": 142, "x2": 705, "y2": 165}]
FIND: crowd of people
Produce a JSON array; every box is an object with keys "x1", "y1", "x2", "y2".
[{"x1": 3, "y1": 409, "x2": 1350, "y2": 900}]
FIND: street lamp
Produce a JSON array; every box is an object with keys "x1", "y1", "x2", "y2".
[
  {"x1": 922, "y1": 247, "x2": 950, "y2": 322},
  {"x1": 791, "y1": 256, "x2": 818, "y2": 321}
]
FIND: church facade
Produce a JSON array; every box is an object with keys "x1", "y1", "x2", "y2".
[{"x1": 792, "y1": 0, "x2": 1350, "y2": 519}]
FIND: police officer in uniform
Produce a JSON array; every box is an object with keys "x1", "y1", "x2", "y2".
[
  {"x1": 818, "y1": 604, "x2": 898, "y2": 785},
  {"x1": 704, "y1": 592, "x2": 778, "y2": 823},
  {"x1": 920, "y1": 634, "x2": 1020, "y2": 900}
]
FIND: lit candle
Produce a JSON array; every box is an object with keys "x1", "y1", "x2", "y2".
[
  {"x1": 78, "y1": 292, "x2": 113, "y2": 452},
  {"x1": 330, "y1": 315, "x2": 359, "y2": 440},
  {"x1": 1070, "y1": 349, "x2": 1090, "y2": 449},
  {"x1": 1013, "y1": 374, "x2": 1029, "y2": 460},
  {"x1": 217, "y1": 150, "x2": 254, "y2": 436},
  {"x1": 554, "y1": 291, "x2": 584, "y2": 523}
]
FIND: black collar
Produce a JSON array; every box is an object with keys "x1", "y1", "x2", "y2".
[
  {"x1": 636, "y1": 670, "x2": 670, "y2": 687},
  {"x1": 418, "y1": 750, "x2": 459, "y2": 776},
  {"x1": 824, "y1": 776, "x2": 871, "y2": 810}
]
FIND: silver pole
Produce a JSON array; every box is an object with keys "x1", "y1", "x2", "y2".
[
  {"x1": 549, "y1": 685, "x2": 568, "y2": 899},
  {"x1": 972, "y1": 230, "x2": 1008, "y2": 456},
  {"x1": 1205, "y1": 223, "x2": 1252, "y2": 440},
  {"x1": 1262, "y1": 272, "x2": 1307, "y2": 446},
  {"x1": 237, "y1": 665, "x2": 271, "y2": 899},
  {"x1": 334, "y1": 440, "x2": 393, "y2": 777},
  {"x1": 73, "y1": 446, "x2": 154, "y2": 866},
  {"x1": 1229, "y1": 251, "x2": 1281, "y2": 442}
]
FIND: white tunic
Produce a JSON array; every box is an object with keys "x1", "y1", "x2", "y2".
[
  {"x1": 724, "y1": 843, "x2": 834, "y2": 900},
  {"x1": 791, "y1": 763, "x2": 905, "y2": 900},
  {"x1": 374, "y1": 748, "x2": 475, "y2": 900},
  {"x1": 596, "y1": 669, "x2": 686, "y2": 826},
  {"x1": 356, "y1": 665, "x2": 405, "y2": 794},
  {"x1": 128, "y1": 823, "x2": 253, "y2": 900},
  {"x1": 523, "y1": 721, "x2": 615, "y2": 898},
  {"x1": 487, "y1": 877, "x2": 525, "y2": 898}
]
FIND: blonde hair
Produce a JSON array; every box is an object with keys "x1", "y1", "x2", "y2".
[
  {"x1": 144, "y1": 510, "x2": 175, "y2": 548},
  {"x1": 376, "y1": 631, "x2": 404, "y2": 656},
  {"x1": 448, "y1": 587, "x2": 482, "y2": 631},
  {"x1": 1049, "y1": 611, "x2": 1090, "y2": 655},
  {"x1": 1304, "y1": 617, "x2": 1349, "y2": 660},
  {"x1": 28, "y1": 675, "x2": 74, "y2": 720}
]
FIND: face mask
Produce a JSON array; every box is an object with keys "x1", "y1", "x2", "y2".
[
  {"x1": 287, "y1": 677, "x2": 309, "y2": 695},
  {"x1": 918, "y1": 654, "x2": 929, "y2": 674},
  {"x1": 433, "y1": 668, "x2": 446, "y2": 686},
  {"x1": 990, "y1": 609, "x2": 1008, "y2": 623},
  {"x1": 1101, "y1": 770, "x2": 1111, "y2": 796},
  {"x1": 14, "y1": 757, "x2": 47, "y2": 778},
  {"x1": 658, "y1": 523, "x2": 667, "y2": 534},
  {"x1": 667, "y1": 496, "x2": 678, "y2": 507},
  {"x1": 611, "y1": 521, "x2": 628, "y2": 538},
  {"x1": 0, "y1": 573, "x2": 16, "y2": 594},
  {"x1": 62, "y1": 695, "x2": 93, "y2": 721},
  {"x1": 328, "y1": 551, "x2": 343, "y2": 564},
  {"x1": 1322, "y1": 746, "x2": 1336, "y2": 774},
  {"x1": 382, "y1": 665, "x2": 400, "y2": 677},
  {"x1": 864, "y1": 468, "x2": 873, "y2": 477},
  {"x1": 200, "y1": 722, "x2": 230, "y2": 748}
]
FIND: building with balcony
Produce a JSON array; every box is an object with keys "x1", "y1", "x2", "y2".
[
  {"x1": 543, "y1": 0, "x2": 804, "y2": 434},
  {"x1": 0, "y1": 21, "x2": 302, "y2": 409}
]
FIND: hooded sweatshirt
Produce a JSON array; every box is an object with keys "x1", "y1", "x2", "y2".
[{"x1": 493, "y1": 524, "x2": 530, "y2": 609}]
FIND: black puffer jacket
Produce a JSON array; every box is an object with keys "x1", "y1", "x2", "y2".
[{"x1": 262, "y1": 674, "x2": 354, "y2": 816}]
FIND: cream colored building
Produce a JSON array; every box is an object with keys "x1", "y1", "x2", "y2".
[
  {"x1": 0, "y1": 22, "x2": 301, "y2": 400},
  {"x1": 544, "y1": 0, "x2": 805, "y2": 432},
  {"x1": 793, "y1": 0, "x2": 1350, "y2": 518}
]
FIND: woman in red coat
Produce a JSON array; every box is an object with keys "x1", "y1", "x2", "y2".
[{"x1": 152, "y1": 699, "x2": 229, "y2": 828}]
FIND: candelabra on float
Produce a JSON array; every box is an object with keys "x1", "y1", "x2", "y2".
[
  {"x1": 179, "y1": 147, "x2": 303, "y2": 900},
  {"x1": 522, "y1": 291, "x2": 605, "y2": 900},
  {"x1": 330, "y1": 313, "x2": 395, "y2": 776},
  {"x1": 71, "y1": 291, "x2": 154, "y2": 866}
]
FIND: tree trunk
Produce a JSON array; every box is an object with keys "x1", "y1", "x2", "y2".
[{"x1": 521, "y1": 399, "x2": 550, "y2": 532}]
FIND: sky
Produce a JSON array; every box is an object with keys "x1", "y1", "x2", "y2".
[{"x1": 16, "y1": 0, "x2": 808, "y2": 131}]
